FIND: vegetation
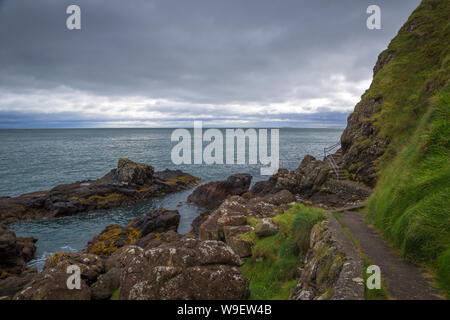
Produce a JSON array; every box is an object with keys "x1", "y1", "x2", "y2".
[
  {"x1": 363, "y1": 0, "x2": 450, "y2": 296},
  {"x1": 241, "y1": 204, "x2": 325, "y2": 299},
  {"x1": 333, "y1": 212, "x2": 390, "y2": 300}
]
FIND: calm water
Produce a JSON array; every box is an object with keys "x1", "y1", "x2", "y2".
[{"x1": 0, "y1": 128, "x2": 342, "y2": 269}]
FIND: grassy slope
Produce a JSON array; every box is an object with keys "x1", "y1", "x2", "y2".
[
  {"x1": 241, "y1": 204, "x2": 325, "y2": 299},
  {"x1": 364, "y1": 0, "x2": 450, "y2": 295}
]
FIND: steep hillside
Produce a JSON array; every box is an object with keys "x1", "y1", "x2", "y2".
[{"x1": 341, "y1": 0, "x2": 449, "y2": 293}]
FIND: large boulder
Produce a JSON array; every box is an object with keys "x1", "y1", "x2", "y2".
[
  {"x1": 187, "y1": 173, "x2": 252, "y2": 209},
  {"x1": 112, "y1": 158, "x2": 154, "y2": 186},
  {"x1": 118, "y1": 238, "x2": 250, "y2": 300},
  {"x1": 13, "y1": 269, "x2": 91, "y2": 300},
  {"x1": 0, "y1": 224, "x2": 37, "y2": 276}
]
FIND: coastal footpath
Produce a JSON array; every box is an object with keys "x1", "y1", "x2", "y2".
[{"x1": 0, "y1": 0, "x2": 448, "y2": 300}]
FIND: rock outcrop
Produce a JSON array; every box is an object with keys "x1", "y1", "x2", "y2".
[
  {"x1": 291, "y1": 217, "x2": 364, "y2": 300},
  {"x1": 198, "y1": 189, "x2": 295, "y2": 257},
  {"x1": 254, "y1": 156, "x2": 372, "y2": 208},
  {"x1": 187, "y1": 173, "x2": 252, "y2": 209},
  {"x1": 118, "y1": 238, "x2": 249, "y2": 300},
  {"x1": 86, "y1": 208, "x2": 180, "y2": 257},
  {"x1": 0, "y1": 224, "x2": 37, "y2": 277},
  {"x1": 10, "y1": 236, "x2": 250, "y2": 300},
  {"x1": 0, "y1": 159, "x2": 201, "y2": 224}
]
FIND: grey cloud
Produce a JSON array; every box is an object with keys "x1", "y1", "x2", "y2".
[{"x1": 0, "y1": 0, "x2": 421, "y2": 127}]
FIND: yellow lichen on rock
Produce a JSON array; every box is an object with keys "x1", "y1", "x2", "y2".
[{"x1": 87, "y1": 224, "x2": 141, "y2": 256}]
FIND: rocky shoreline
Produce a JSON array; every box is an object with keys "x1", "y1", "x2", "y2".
[
  {"x1": 0, "y1": 152, "x2": 373, "y2": 300},
  {"x1": 0, "y1": 158, "x2": 201, "y2": 225}
]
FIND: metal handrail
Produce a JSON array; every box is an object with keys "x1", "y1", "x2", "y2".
[
  {"x1": 323, "y1": 142, "x2": 340, "y2": 158},
  {"x1": 326, "y1": 155, "x2": 339, "y2": 179},
  {"x1": 324, "y1": 142, "x2": 341, "y2": 179}
]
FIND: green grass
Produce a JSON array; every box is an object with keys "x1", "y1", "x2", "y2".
[
  {"x1": 110, "y1": 288, "x2": 120, "y2": 300},
  {"x1": 347, "y1": 0, "x2": 450, "y2": 297},
  {"x1": 333, "y1": 212, "x2": 390, "y2": 300},
  {"x1": 241, "y1": 204, "x2": 325, "y2": 299}
]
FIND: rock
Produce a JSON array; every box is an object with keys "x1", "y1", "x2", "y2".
[
  {"x1": 44, "y1": 252, "x2": 105, "y2": 285},
  {"x1": 254, "y1": 219, "x2": 278, "y2": 237},
  {"x1": 190, "y1": 212, "x2": 211, "y2": 237},
  {"x1": 111, "y1": 158, "x2": 154, "y2": 186},
  {"x1": 0, "y1": 224, "x2": 37, "y2": 276},
  {"x1": 187, "y1": 173, "x2": 252, "y2": 209},
  {"x1": 290, "y1": 220, "x2": 364, "y2": 300},
  {"x1": 118, "y1": 238, "x2": 249, "y2": 300},
  {"x1": 0, "y1": 160, "x2": 201, "y2": 224},
  {"x1": 13, "y1": 269, "x2": 91, "y2": 300},
  {"x1": 0, "y1": 269, "x2": 37, "y2": 299},
  {"x1": 86, "y1": 224, "x2": 141, "y2": 257},
  {"x1": 227, "y1": 236, "x2": 254, "y2": 258},
  {"x1": 128, "y1": 208, "x2": 180, "y2": 237},
  {"x1": 91, "y1": 267, "x2": 121, "y2": 300},
  {"x1": 135, "y1": 230, "x2": 182, "y2": 250},
  {"x1": 250, "y1": 169, "x2": 287, "y2": 196},
  {"x1": 105, "y1": 245, "x2": 145, "y2": 272}
]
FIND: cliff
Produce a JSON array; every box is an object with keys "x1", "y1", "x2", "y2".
[{"x1": 340, "y1": 0, "x2": 449, "y2": 293}]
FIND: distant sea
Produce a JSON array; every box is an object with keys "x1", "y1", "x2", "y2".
[{"x1": 0, "y1": 128, "x2": 342, "y2": 269}]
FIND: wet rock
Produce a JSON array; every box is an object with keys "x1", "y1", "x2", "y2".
[
  {"x1": 119, "y1": 238, "x2": 249, "y2": 300},
  {"x1": 187, "y1": 173, "x2": 252, "y2": 209}
]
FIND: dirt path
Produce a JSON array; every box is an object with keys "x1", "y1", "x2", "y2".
[{"x1": 338, "y1": 211, "x2": 443, "y2": 300}]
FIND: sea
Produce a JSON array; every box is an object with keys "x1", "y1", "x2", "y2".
[{"x1": 0, "y1": 128, "x2": 342, "y2": 269}]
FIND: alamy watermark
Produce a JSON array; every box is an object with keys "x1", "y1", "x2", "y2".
[{"x1": 170, "y1": 121, "x2": 279, "y2": 175}]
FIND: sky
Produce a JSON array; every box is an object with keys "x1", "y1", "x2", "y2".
[{"x1": 0, "y1": 0, "x2": 421, "y2": 128}]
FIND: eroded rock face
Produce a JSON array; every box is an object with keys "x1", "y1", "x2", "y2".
[
  {"x1": 118, "y1": 238, "x2": 249, "y2": 300},
  {"x1": 0, "y1": 224, "x2": 37, "y2": 277},
  {"x1": 0, "y1": 159, "x2": 200, "y2": 224},
  {"x1": 187, "y1": 173, "x2": 252, "y2": 209},
  {"x1": 340, "y1": 97, "x2": 389, "y2": 187}
]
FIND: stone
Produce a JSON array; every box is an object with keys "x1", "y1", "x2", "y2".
[
  {"x1": 128, "y1": 208, "x2": 180, "y2": 237},
  {"x1": 91, "y1": 267, "x2": 121, "y2": 300},
  {"x1": 0, "y1": 224, "x2": 37, "y2": 276},
  {"x1": 118, "y1": 238, "x2": 249, "y2": 300},
  {"x1": 187, "y1": 173, "x2": 252, "y2": 209},
  {"x1": 254, "y1": 219, "x2": 278, "y2": 237}
]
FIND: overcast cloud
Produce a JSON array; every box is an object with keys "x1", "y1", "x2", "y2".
[{"x1": 0, "y1": 0, "x2": 420, "y2": 128}]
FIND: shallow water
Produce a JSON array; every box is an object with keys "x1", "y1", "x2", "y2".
[{"x1": 1, "y1": 128, "x2": 342, "y2": 269}]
